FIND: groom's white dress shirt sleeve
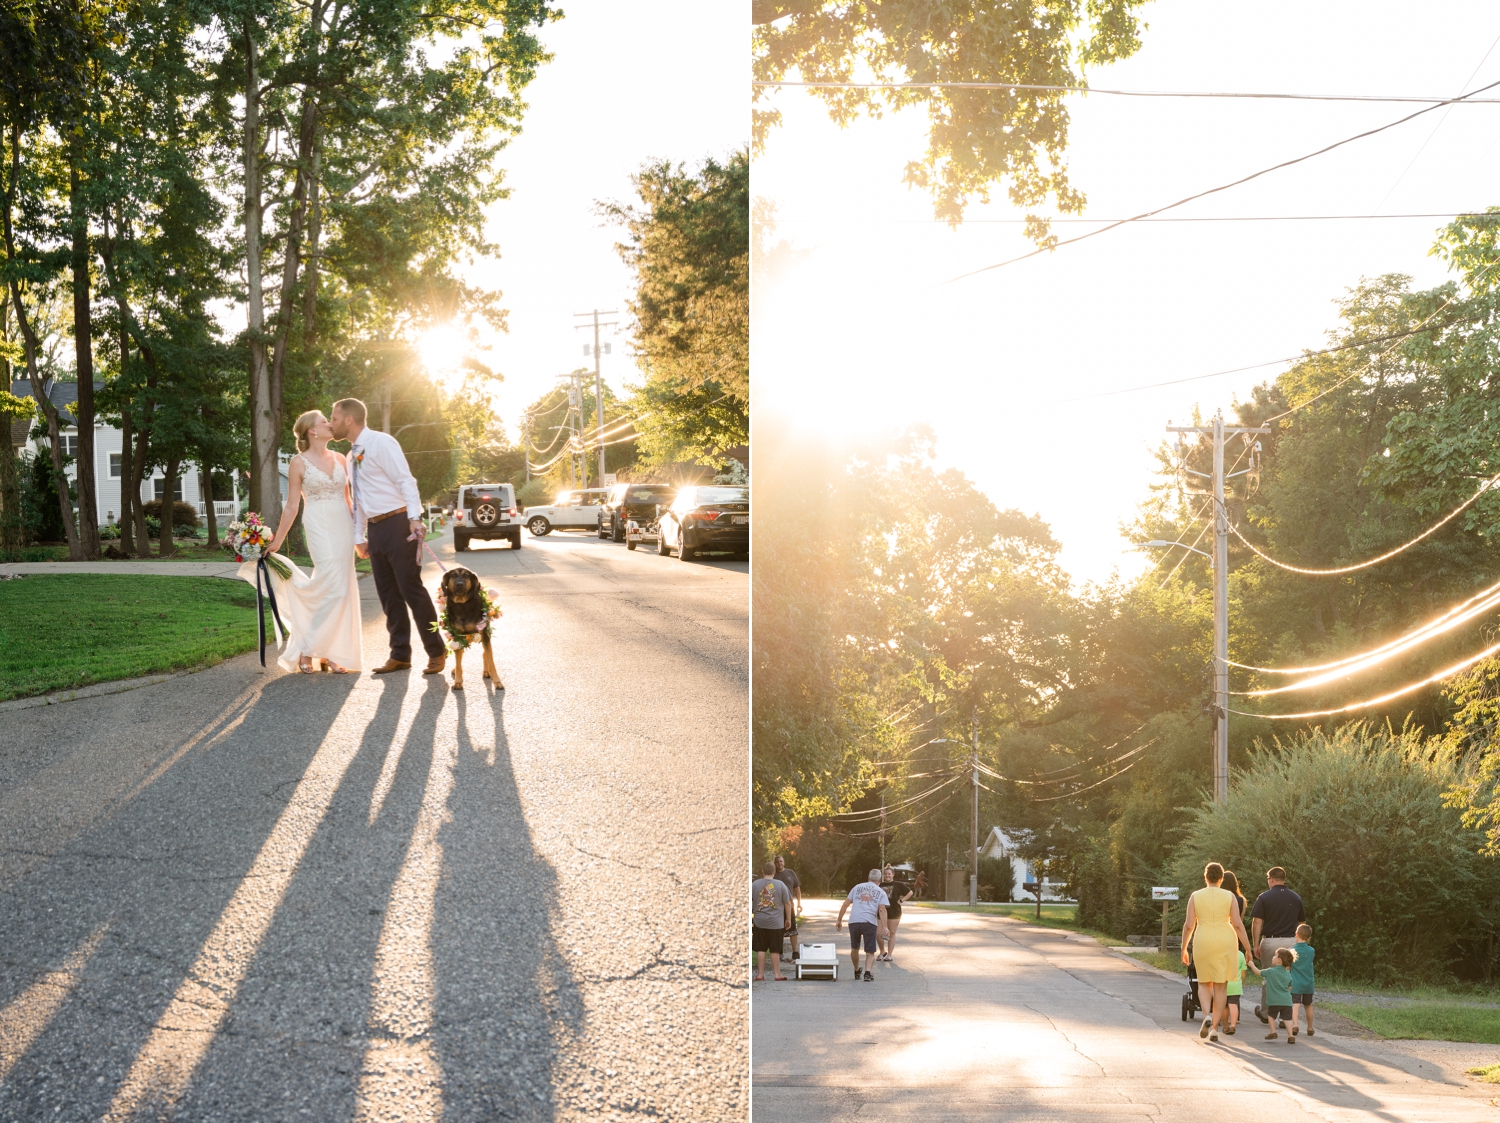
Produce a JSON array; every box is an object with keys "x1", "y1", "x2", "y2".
[{"x1": 351, "y1": 428, "x2": 423, "y2": 545}]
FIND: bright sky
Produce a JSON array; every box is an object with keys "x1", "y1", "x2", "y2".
[
  {"x1": 752, "y1": 0, "x2": 1500, "y2": 587},
  {"x1": 462, "y1": 0, "x2": 745, "y2": 442}
]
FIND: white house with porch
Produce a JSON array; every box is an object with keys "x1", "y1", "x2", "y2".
[
  {"x1": 10, "y1": 379, "x2": 287, "y2": 525},
  {"x1": 980, "y1": 826, "x2": 1073, "y2": 902}
]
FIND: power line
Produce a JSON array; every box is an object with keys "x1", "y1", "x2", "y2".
[
  {"x1": 1029, "y1": 758, "x2": 1146, "y2": 802},
  {"x1": 1227, "y1": 573, "x2": 1500, "y2": 677},
  {"x1": 941, "y1": 77, "x2": 1500, "y2": 285},
  {"x1": 828, "y1": 775, "x2": 962, "y2": 821},
  {"x1": 1229, "y1": 636, "x2": 1500, "y2": 720},
  {"x1": 775, "y1": 212, "x2": 1493, "y2": 226},
  {"x1": 837, "y1": 788, "x2": 962, "y2": 837},
  {"x1": 753, "y1": 80, "x2": 1500, "y2": 105},
  {"x1": 1223, "y1": 474, "x2": 1500, "y2": 576}
]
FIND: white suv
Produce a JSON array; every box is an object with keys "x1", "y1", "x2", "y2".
[
  {"x1": 523, "y1": 489, "x2": 610, "y2": 536},
  {"x1": 453, "y1": 483, "x2": 521, "y2": 551}
]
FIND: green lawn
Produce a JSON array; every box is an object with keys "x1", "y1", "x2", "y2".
[
  {"x1": 0, "y1": 574, "x2": 264, "y2": 701},
  {"x1": 1325, "y1": 1002, "x2": 1500, "y2": 1044},
  {"x1": 5, "y1": 540, "x2": 372, "y2": 573}
]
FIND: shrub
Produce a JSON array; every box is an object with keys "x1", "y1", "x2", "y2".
[
  {"x1": 99, "y1": 522, "x2": 120, "y2": 540},
  {"x1": 141, "y1": 499, "x2": 201, "y2": 528},
  {"x1": 516, "y1": 478, "x2": 554, "y2": 509},
  {"x1": 144, "y1": 516, "x2": 161, "y2": 539},
  {"x1": 1170, "y1": 724, "x2": 1500, "y2": 985}
]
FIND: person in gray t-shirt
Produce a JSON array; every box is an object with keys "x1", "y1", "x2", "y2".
[{"x1": 752, "y1": 861, "x2": 792, "y2": 981}]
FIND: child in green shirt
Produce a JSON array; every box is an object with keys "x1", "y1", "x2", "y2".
[
  {"x1": 1290, "y1": 923, "x2": 1316, "y2": 1037},
  {"x1": 1261, "y1": 946, "x2": 1298, "y2": 1044},
  {"x1": 1224, "y1": 949, "x2": 1251, "y2": 1034}
]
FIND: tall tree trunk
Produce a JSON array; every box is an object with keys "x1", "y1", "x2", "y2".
[
  {"x1": 69, "y1": 157, "x2": 100, "y2": 559},
  {"x1": 200, "y1": 463, "x2": 218, "y2": 546},
  {"x1": 244, "y1": 24, "x2": 279, "y2": 526},
  {"x1": 303, "y1": 130, "x2": 322, "y2": 346},
  {"x1": 117, "y1": 320, "x2": 134, "y2": 553},
  {"x1": 131, "y1": 421, "x2": 150, "y2": 556},
  {"x1": 158, "y1": 455, "x2": 178, "y2": 556}
]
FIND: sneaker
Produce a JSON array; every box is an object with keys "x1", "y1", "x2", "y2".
[
  {"x1": 1265, "y1": 1031, "x2": 1278, "y2": 1040},
  {"x1": 791, "y1": 952, "x2": 799, "y2": 962},
  {"x1": 1287, "y1": 1036, "x2": 1296, "y2": 1045},
  {"x1": 1199, "y1": 1020, "x2": 1211, "y2": 1039},
  {"x1": 1291, "y1": 1025, "x2": 1299, "y2": 1036},
  {"x1": 1225, "y1": 1026, "x2": 1236, "y2": 1035},
  {"x1": 1254, "y1": 1005, "x2": 1268, "y2": 1024},
  {"x1": 863, "y1": 970, "x2": 874, "y2": 981},
  {"x1": 1307, "y1": 1028, "x2": 1315, "y2": 1036}
]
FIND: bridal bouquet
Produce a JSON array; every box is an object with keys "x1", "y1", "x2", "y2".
[
  {"x1": 433, "y1": 585, "x2": 502, "y2": 652},
  {"x1": 227, "y1": 513, "x2": 291, "y2": 578}
]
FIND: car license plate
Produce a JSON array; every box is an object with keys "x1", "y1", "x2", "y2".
[{"x1": 732, "y1": 516, "x2": 748, "y2": 525}]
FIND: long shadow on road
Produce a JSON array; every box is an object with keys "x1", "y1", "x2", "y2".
[{"x1": 0, "y1": 663, "x2": 578, "y2": 1122}]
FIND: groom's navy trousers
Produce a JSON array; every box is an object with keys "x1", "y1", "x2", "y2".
[{"x1": 366, "y1": 512, "x2": 444, "y2": 663}]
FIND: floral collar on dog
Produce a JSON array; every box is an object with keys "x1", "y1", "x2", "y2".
[{"x1": 432, "y1": 585, "x2": 502, "y2": 651}]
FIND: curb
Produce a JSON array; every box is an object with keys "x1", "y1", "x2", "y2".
[{"x1": 0, "y1": 666, "x2": 209, "y2": 714}]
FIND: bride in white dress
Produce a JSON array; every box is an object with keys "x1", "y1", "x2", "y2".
[{"x1": 240, "y1": 409, "x2": 364, "y2": 673}]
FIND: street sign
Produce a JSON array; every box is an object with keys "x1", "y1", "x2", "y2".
[
  {"x1": 603, "y1": 473, "x2": 617, "y2": 487},
  {"x1": 1151, "y1": 886, "x2": 1179, "y2": 901}
]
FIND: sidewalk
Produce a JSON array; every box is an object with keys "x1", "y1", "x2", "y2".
[
  {"x1": 752, "y1": 900, "x2": 1500, "y2": 1122},
  {"x1": 0, "y1": 560, "x2": 242, "y2": 578}
]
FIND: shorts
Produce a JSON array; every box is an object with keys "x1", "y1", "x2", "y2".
[
  {"x1": 886, "y1": 906, "x2": 902, "y2": 921},
  {"x1": 1266, "y1": 1005, "x2": 1293, "y2": 1021},
  {"x1": 1226, "y1": 995, "x2": 1240, "y2": 1007},
  {"x1": 1292, "y1": 992, "x2": 1314, "y2": 1006},
  {"x1": 848, "y1": 921, "x2": 878, "y2": 953},
  {"x1": 752, "y1": 926, "x2": 784, "y2": 954}
]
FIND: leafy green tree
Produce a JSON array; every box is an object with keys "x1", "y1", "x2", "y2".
[
  {"x1": 604, "y1": 151, "x2": 748, "y2": 469},
  {"x1": 752, "y1": 0, "x2": 1150, "y2": 232}
]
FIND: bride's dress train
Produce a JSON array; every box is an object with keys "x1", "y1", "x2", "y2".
[{"x1": 238, "y1": 457, "x2": 363, "y2": 672}]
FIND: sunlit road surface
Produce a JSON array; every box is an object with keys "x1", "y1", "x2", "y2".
[
  {"x1": 753, "y1": 902, "x2": 1497, "y2": 1122},
  {"x1": 0, "y1": 527, "x2": 747, "y2": 1121}
]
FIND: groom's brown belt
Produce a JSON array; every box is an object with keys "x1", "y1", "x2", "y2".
[{"x1": 368, "y1": 508, "x2": 409, "y2": 525}]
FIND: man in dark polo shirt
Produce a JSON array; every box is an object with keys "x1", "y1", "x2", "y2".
[{"x1": 1251, "y1": 866, "x2": 1306, "y2": 1026}]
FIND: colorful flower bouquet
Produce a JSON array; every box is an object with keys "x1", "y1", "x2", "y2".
[
  {"x1": 432, "y1": 585, "x2": 502, "y2": 651},
  {"x1": 227, "y1": 512, "x2": 291, "y2": 579}
]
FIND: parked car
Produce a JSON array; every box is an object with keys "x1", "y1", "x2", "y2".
[
  {"x1": 598, "y1": 482, "x2": 677, "y2": 542},
  {"x1": 522, "y1": 488, "x2": 609, "y2": 536},
  {"x1": 452, "y1": 483, "x2": 521, "y2": 551},
  {"x1": 657, "y1": 485, "x2": 748, "y2": 560}
]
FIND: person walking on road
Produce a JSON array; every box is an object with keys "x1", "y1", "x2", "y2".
[
  {"x1": 1250, "y1": 866, "x2": 1306, "y2": 1028},
  {"x1": 753, "y1": 862, "x2": 793, "y2": 981},
  {"x1": 774, "y1": 856, "x2": 802, "y2": 963},
  {"x1": 1181, "y1": 862, "x2": 1258, "y2": 1042},
  {"x1": 878, "y1": 865, "x2": 912, "y2": 962},
  {"x1": 836, "y1": 869, "x2": 889, "y2": 982}
]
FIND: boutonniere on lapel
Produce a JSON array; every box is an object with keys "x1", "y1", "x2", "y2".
[{"x1": 352, "y1": 450, "x2": 365, "y2": 466}]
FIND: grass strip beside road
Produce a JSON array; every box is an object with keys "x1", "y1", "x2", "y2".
[
  {"x1": 0, "y1": 574, "x2": 261, "y2": 701},
  {"x1": 913, "y1": 901, "x2": 1122, "y2": 945},
  {"x1": 1325, "y1": 1002, "x2": 1500, "y2": 1044}
]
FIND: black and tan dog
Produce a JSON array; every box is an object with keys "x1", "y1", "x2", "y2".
[{"x1": 438, "y1": 566, "x2": 503, "y2": 691}]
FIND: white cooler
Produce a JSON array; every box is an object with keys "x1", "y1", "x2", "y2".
[{"x1": 796, "y1": 942, "x2": 839, "y2": 980}]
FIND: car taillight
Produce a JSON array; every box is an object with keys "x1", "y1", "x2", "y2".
[
  {"x1": 695, "y1": 510, "x2": 722, "y2": 521},
  {"x1": 480, "y1": 494, "x2": 492, "y2": 501},
  {"x1": 508, "y1": 507, "x2": 518, "y2": 517}
]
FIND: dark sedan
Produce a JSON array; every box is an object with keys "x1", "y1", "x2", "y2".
[
  {"x1": 598, "y1": 482, "x2": 678, "y2": 542},
  {"x1": 657, "y1": 485, "x2": 748, "y2": 560}
]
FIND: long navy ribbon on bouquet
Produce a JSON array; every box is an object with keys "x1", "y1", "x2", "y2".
[{"x1": 255, "y1": 556, "x2": 286, "y2": 667}]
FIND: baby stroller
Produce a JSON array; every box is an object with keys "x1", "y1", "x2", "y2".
[{"x1": 1180, "y1": 953, "x2": 1201, "y2": 1021}]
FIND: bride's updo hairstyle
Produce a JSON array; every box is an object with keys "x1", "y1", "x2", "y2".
[{"x1": 293, "y1": 410, "x2": 324, "y2": 453}]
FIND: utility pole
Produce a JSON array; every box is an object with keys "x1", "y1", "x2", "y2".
[
  {"x1": 1167, "y1": 412, "x2": 1269, "y2": 803},
  {"x1": 574, "y1": 310, "x2": 618, "y2": 485},
  {"x1": 566, "y1": 374, "x2": 581, "y2": 489},
  {"x1": 879, "y1": 793, "x2": 886, "y2": 871},
  {"x1": 970, "y1": 714, "x2": 980, "y2": 906},
  {"x1": 523, "y1": 413, "x2": 531, "y2": 485}
]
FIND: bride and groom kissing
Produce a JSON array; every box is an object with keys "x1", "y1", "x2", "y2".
[{"x1": 238, "y1": 397, "x2": 448, "y2": 677}]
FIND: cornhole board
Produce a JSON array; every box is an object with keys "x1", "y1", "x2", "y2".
[{"x1": 797, "y1": 942, "x2": 839, "y2": 980}]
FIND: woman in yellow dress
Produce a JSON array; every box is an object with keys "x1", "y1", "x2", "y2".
[{"x1": 1181, "y1": 862, "x2": 1257, "y2": 1042}]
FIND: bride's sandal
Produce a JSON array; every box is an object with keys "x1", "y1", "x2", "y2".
[
  {"x1": 298, "y1": 657, "x2": 316, "y2": 674},
  {"x1": 324, "y1": 662, "x2": 351, "y2": 674}
]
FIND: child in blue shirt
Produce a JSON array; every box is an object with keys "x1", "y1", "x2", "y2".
[
  {"x1": 1290, "y1": 923, "x2": 1316, "y2": 1037},
  {"x1": 1260, "y1": 946, "x2": 1298, "y2": 1044}
]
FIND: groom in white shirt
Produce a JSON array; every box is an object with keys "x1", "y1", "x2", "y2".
[{"x1": 330, "y1": 398, "x2": 446, "y2": 675}]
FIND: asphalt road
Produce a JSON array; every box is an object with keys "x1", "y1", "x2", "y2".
[
  {"x1": 752, "y1": 901, "x2": 1500, "y2": 1122},
  {"x1": 0, "y1": 526, "x2": 748, "y2": 1121}
]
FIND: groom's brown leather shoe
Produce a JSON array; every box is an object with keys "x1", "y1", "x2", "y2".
[
  {"x1": 422, "y1": 656, "x2": 446, "y2": 674},
  {"x1": 371, "y1": 659, "x2": 411, "y2": 674}
]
